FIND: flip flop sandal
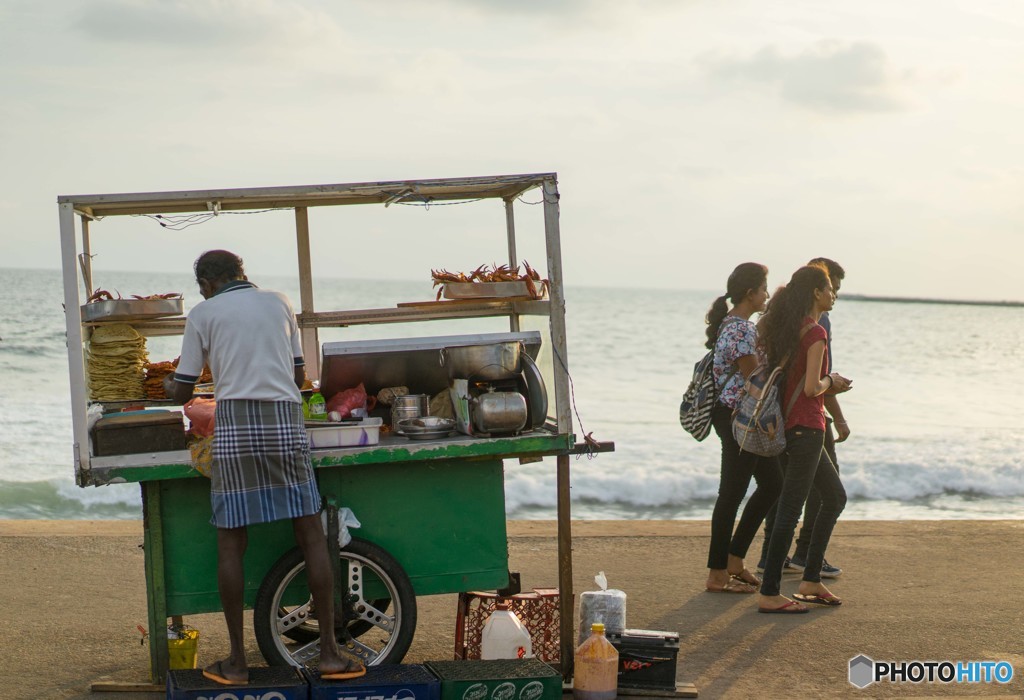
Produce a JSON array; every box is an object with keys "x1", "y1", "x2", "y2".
[
  {"x1": 202, "y1": 660, "x2": 249, "y2": 686},
  {"x1": 729, "y1": 571, "x2": 762, "y2": 587},
  {"x1": 793, "y1": 592, "x2": 843, "y2": 606},
  {"x1": 322, "y1": 664, "x2": 368, "y2": 681},
  {"x1": 706, "y1": 578, "x2": 756, "y2": 594},
  {"x1": 757, "y1": 600, "x2": 810, "y2": 614}
]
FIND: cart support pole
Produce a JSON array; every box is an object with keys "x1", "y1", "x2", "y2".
[
  {"x1": 503, "y1": 197, "x2": 520, "y2": 333},
  {"x1": 295, "y1": 206, "x2": 320, "y2": 381},
  {"x1": 142, "y1": 482, "x2": 170, "y2": 683},
  {"x1": 59, "y1": 202, "x2": 90, "y2": 481},
  {"x1": 80, "y1": 214, "x2": 93, "y2": 300},
  {"x1": 325, "y1": 499, "x2": 346, "y2": 630},
  {"x1": 556, "y1": 453, "x2": 574, "y2": 680}
]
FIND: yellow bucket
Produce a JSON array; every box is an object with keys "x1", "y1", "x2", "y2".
[{"x1": 167, "y1": 627, "x2": 199, "y2": 670}]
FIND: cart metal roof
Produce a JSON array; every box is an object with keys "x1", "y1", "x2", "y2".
[{"x1": 58, "y1": 173, "x2": 555, "y2": 218}]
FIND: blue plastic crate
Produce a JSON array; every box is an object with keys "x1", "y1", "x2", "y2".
[
  {"x1": 167, "y1": 667, "x2": 309, "y2": 700},
  {"x1": 305, "y1": 664, "x2": 440, "y2": 700}
]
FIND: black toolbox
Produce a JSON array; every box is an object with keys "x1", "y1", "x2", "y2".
[{"x1": 607, "y1": 628, "x2": 680, "y2": 691}]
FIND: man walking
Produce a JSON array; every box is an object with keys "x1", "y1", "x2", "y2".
[{"x1": 165, "y1": 250, "x2": 364, "y2": 686}]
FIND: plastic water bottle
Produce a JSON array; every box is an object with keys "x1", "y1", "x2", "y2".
[
  {"x1": 573, "y1": 623, "x2": 618, "y2": 700},
  {"x1": 480, "y1": 602, "x2": 533, "y2": 659},
  {"x1": 305, "y1": 390, "x2": 326, "y2": 421}
]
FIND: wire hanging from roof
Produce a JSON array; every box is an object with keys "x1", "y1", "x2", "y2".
[{"x1": 131, "y1": 208, "x2": 288, "y2": 231}]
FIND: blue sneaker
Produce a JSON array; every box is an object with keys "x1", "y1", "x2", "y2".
[
  {"x1": 820, "y1": 560, "x2": 843, "y2": 578},
  {"x1": 756, "y1": 556, "x2": 796, "y2": 575},
  {"x1": 789, "y1": 556, "x2": 842, "y2": 578}
]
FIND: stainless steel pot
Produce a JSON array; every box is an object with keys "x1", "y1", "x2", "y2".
[
  {"x1": 391, "y1": 394, "x2": 429, "y2": 433},
  {"x1": 440, "y1": 342, "x2": 522, "y2": 381},
  {"x1": 470, "y1": 390, "x2": 528, "y2": 434},
  {"x1": 392, "y1": 394, "x2": 429, "y2": 410}
]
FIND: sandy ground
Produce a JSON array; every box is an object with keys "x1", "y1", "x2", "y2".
[{"x1": 1, "y1": 519, "x2": 1022, "y2": 699}]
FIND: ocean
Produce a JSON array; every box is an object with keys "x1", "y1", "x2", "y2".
[{"x1": 2, "y1": 267, "x2": 1023, "y2": 521}]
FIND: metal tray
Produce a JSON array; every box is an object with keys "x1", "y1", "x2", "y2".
[
  {"x1": 81, "y1": 298, "x2": 183, "y2": 322},
  {"x1": 442, "y1": 281, "x2": 537, "y2": 300},
  {"x1": 405, "y1": 428, "x2": 455, "y2": 440}
]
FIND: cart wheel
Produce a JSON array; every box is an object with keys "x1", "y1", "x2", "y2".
[
  {"x1": 277, "y1": 598, "x2": 391, "y2": 643},
  {"x1": 254, "y1": 537, "x2": 417, "y2": 668}
]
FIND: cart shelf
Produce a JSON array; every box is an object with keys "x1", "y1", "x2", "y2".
[{"x1": 81, "y1": 429, "x2": 573, "y2": 487}]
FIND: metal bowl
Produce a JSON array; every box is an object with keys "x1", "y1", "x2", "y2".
[{"x1": 397, "y1": 416, "x2": 456, "y2": 434}]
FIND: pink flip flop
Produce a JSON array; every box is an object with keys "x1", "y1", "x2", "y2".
[{"x1": 758, "y1": 600, "x2": 809, "y2": 614}]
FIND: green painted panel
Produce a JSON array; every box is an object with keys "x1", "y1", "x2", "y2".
[
  {"x1": 157, "y1": 459, "x2": 509, "y2": 616},
  {"x1": 158, "y1": 478, "x2": 297, "y2": 615},
  {"x1": 316, "y1": 460, "x2": 510, "y2": 595}
]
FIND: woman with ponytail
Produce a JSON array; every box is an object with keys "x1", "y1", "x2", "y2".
[
  {"x1": 704, "y1": 263, "x2": 783, "y2": 594},
  {"x1": 756, "y1": 266, "x2": 852, "y2": 613}
]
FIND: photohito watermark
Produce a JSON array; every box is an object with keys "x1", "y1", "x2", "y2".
[{"x1": 849, "y1": 655, "x2": 1014, "y2": 689}]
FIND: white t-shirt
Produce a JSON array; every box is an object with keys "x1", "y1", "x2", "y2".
[{"x1": 175, "y1": 281, "x2": 304, "y2": 403}]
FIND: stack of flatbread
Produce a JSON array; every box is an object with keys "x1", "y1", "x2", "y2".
[{"x1": 87, "y1": 324, "x2": 148, "y2": 401}]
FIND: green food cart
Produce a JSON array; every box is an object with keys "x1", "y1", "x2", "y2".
[{"x1": 58, "y1": 174, "x2": 611, "y2": 687}]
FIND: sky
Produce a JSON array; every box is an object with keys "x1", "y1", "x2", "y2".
[{"x1": 2, "y1": 0, "x2": 1023, "y2": 301}]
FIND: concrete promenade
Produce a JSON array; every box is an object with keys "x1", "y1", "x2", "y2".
[{"x1": 1, "y1": 519, "x2": 1021, "y2": 699}]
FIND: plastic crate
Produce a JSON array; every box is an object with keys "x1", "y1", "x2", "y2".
[
  {"x1": 454, "y1": 589, "x2": 566, "y2": 664},
  {"x1": 167, "y1": 667, "x2": 308, "y2": 700},
  {"x1": 426, "y1": 659, "x2": 562, "y2": 700},
  {"x1": 305, "y1": 664, "x2": 440, "y2": 700}
]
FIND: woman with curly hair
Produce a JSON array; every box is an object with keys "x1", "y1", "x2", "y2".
[
  {"x1": 703, "y1": 263, "x2": 783, "y2": 594},
  {"x1": 756, "y1": 265, "x2": 852, "y2": 613}
]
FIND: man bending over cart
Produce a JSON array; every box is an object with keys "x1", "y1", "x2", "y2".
[{"x1": 164, "y1": 249, "x2": 365, "y2": 686}]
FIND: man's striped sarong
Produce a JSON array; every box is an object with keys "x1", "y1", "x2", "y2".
[{"x1": 210, "y1": 399, "x2": 321, "y2": 528}]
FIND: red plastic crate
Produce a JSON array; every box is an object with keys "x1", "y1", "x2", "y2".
[{"x1": 454, "y1": 588, "x2": 568, "y2": 664}]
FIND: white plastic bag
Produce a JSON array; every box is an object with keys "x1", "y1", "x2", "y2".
[
  {"x1": 577, "y1": 570, "x2": 627, "y2": 646},
  {"x1": 320, "y1": 507, "x2": 361, "y2": 548}
]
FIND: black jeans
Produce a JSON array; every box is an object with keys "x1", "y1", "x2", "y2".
[
  {"x1": 759, "y1": 427, "x2": 846, "y2": 596},
  {"x1": 758, "y1": 419, "x2": 838, "y2": 565},
  {"x1": 793, "y1": 418, "x2": 838, "y2": 562},
  {"x1": 707, "y1": 404, "x2": 783, "y2": 570}
]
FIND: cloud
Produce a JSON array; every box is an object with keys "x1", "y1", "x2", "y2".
[
  {"x1": 701, "y1": 40, "x2": 909, "y2": 114},
  {"x1": 72, "y1": 0, "x2": 338, "y2": 49}
]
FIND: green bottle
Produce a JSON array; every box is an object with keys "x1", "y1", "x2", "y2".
[{"x1": 306, "y1": 391, "x2": 327, "y2": 421}]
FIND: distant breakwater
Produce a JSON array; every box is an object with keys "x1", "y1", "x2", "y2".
[{"x1": 843, "y1": 293, "x2": 1024, "y2": 308}]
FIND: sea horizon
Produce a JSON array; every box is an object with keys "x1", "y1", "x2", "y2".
[{"x1": 8, "y1": 264, "x2": 1023, "y2": 307}]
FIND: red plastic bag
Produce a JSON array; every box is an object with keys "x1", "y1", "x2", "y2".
[
  {"x1": 184, "y1": 397, "x2": 216, "y2": 437},
  {"x1": 325, "y1": 383, "x2": 376, "y2": 419}
]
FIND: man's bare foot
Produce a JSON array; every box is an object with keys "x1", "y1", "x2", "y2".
[{"x1": 202, "y1": 659, "x2": 249, "y2": 686}]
